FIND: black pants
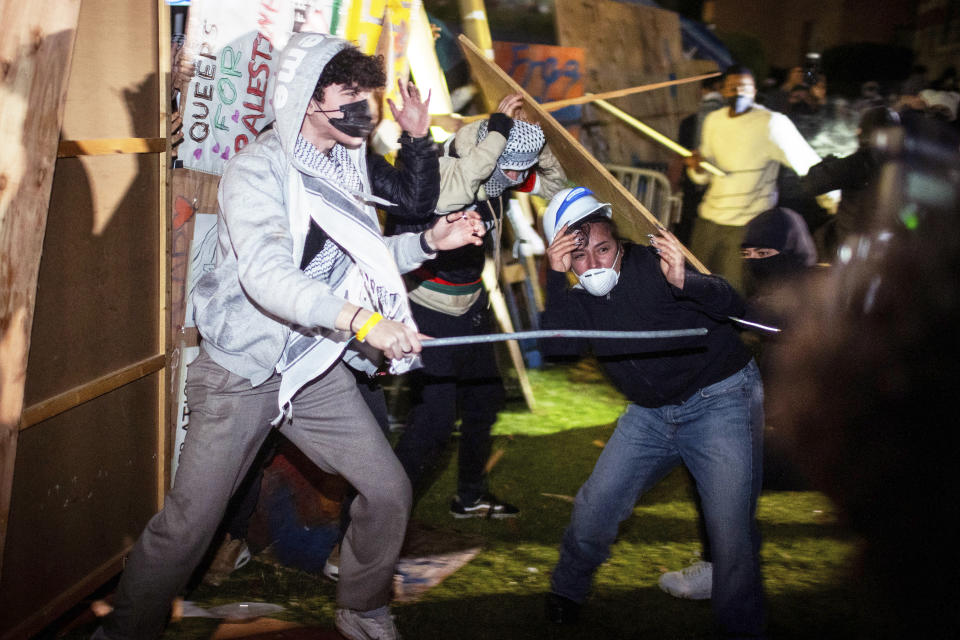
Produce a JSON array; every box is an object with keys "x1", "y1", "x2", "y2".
[{"x1": 394, "y1": 295, "x2": 505, "y2": 502}]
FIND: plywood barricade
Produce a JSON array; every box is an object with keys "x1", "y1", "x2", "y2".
[
  {"x1": 554, "y1": 0, "x2": 717, "y2": 168},
  {"x1": 0, "y1": 0, "x2": 169, "y2": 637}
]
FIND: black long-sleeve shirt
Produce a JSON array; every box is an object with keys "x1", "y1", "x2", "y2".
[{"x1": 541, "y1": 243, "x2": 751, "y2": 407}]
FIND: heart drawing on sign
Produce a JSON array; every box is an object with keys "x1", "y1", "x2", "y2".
[
  {"x1": 232, "y1": 110, "x2": 240, "y2": 123},
  {"x1": 193, "y1": 148, "x2": 202, "y2": 160}
]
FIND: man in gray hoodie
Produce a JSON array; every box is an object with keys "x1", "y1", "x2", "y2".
[{"x1": 92, "y1": 33, "x2": 482, "y2": 640}]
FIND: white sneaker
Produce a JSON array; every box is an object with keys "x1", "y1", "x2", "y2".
[
  {"x1": 658, "y1": 560, "x2": 713, "y2": 599},
  {"x1": 335, "y1": 607, "x2": 401, "y2": 640}
]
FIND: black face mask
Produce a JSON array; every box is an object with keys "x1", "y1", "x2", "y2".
[
  {"x1": 319, "y1": 98, "x2": 375, "y2": 139},
  {"x1": 745, "y1": 254, "x2": 806, "y2": 290},
  {"x1": 728, "y1": 95, "x2": 754, "y2": 115}
]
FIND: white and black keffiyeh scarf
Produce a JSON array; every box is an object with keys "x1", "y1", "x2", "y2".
[
  {"x1": 274, "y1": 138, "x2": 419, "y2": 422},
  {"x1": 477, "y1": 119, "x2": 545, "y2": 197}
]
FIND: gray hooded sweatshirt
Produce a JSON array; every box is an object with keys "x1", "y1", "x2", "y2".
[{"x1": 192, "y1": 33, "x2": 432, "y2": 386}]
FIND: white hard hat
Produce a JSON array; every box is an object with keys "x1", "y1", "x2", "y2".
[{"x1": 542, "y1": 187, "x2": 612, "y2": 244}]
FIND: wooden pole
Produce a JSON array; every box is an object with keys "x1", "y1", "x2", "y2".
[
  {"x1": 157, "y1": 0, "x2": 172, "y2": 507},
  {"x1": 0, "y1": 0, "x2": 83, "y2": 582},
  {"x1": 449, "y1": 72, "x2": 722, "y2": 124},
  {"x1": 592, "y1": 98, "x2": 726, "y2": 176},
  {"x1": 456, "y1": 0, "x2": 497, "y2": 112}
]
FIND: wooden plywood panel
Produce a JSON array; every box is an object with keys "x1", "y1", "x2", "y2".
[
  {"x1": 555, "y1": 0, "x2": 711, "y2": 166},
  {"x1": 0, "y1": 375, "x2": 159, "y2": 637},
  {"x1": 60, "y1": 0, "x2": 160, "y2": 140},
  {"x1": 24, "y1": 153, "x2": 160, "y2": 406},
  {"x1": 0, "y1": 0, "x2": 84, "y2": 588}
]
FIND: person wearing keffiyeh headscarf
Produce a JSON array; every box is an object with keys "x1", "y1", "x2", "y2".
[{"x1": 387, "y1": 93, "x2": 567, "y2": 520}]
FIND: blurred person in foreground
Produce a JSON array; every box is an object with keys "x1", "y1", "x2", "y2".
[{"x1": 768, "y1": 206, "x2": 960, "y2": 637}]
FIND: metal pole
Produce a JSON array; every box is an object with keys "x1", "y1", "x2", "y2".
[{"x1": 422, "y1": 328, "x2": 708, "y2": 348}]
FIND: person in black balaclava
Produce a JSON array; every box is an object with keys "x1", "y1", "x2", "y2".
[
  {"x1": 741, "y1": 206, "x2": 818, "y2": 295},
  {"x1": 739, "y1": 205, "x2": 819, "y2": 350}
]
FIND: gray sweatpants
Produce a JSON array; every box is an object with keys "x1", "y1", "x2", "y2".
[{"x1": 97, "y1": 348, "x2": 411, "y2": 639}]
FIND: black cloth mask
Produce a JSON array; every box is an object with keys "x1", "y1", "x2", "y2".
[{"x1": 320, "y1": 98, "x2": 375, "y2": 139}]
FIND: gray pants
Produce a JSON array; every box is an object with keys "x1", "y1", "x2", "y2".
[{"x1": 97, "y1": 348, "x2": 411, "y2": 639}]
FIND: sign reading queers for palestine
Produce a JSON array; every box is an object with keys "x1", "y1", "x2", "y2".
[{"x1": 181, "y1": 0, "x2": 416, "y2": 175}]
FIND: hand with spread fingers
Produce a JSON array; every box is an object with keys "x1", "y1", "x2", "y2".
[
  {"x1": 388, "y1": 79, "x2": 432, "y2": 138},
  {"x1": 497, "y1": 93, "x2": 529, "y2": 121},
  {"x1": 648, "y1": 227, "x2": 686, "y2": 289},
  {"x1": 546, "y1": 223, "x2": 580, "y2": 272},
  {"x1": 424, "y1": 210, "x2": 486, "y2": 251}
]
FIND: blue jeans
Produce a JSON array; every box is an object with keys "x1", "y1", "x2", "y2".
[{"x1": 550, "y1": 360, "x2": 765, "y2": 639}]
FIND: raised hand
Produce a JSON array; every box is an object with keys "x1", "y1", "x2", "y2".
[
  {"x1": 387, "y1": 79, "x2": 432, "y2": 138},
  {"x1": 424, "y1": 211, "x2": 486, "y2": 251},
  {"x1": 649, "y1": 227, "x2": 686, "y2": 289},
  {"x1": 546, "y1": 224, "x2": 579, "y2": 272},
  {"x1": 496, "y1": 93, "x2": 528, "y2": 121}
]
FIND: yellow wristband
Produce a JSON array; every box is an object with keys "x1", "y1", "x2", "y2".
[{"x1": 355, "y1": 312, "x2": 384, "y2": 342}]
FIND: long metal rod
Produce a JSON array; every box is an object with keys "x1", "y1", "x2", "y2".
[
  {"x1": 727, "y1": 316, "x2": 782, "y2": 333},
  {"x1": 422, "y1": 328, "x2": 707, "y2": 348}
]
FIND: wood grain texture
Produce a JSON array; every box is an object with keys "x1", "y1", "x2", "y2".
[
  {"x1": 0, "y1": 0, "x2": 83, "y2": 584},
  {"x1": 554, "y1": 0, "x2": 716, "y2": 166}
]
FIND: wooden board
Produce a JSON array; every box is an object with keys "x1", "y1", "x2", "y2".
[
  {"x1": 458, "y1": 34, "x2": 707, "y2": 272},
  {"x1": 24, "y1": 154, "x2": 161, "y2": 405},
  {"x1": 0, "y1": 376, "x2": 160, "y2": 638},
  {"x1": 0, "y1": 0, "x2": 167, "y2": 636},
  {"x1": 0, "y1": 0, "x2": 83, "y2": 588},
  {"x1": 555, "y1": 0, "x2": 716, "y2": 167}
]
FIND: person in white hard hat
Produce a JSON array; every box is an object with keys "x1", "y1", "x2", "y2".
[{"x1": 540, "y1": 187, "x2": 767, "y2": 640}]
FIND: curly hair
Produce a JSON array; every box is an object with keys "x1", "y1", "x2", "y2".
[{"x1": 313, "y1": 48, "x2": 386, "y2": 103}]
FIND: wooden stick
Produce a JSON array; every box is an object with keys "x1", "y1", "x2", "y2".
[
  {"x1": 593, "y1": 98, "x2": 726, "y2": 176},
  {"x1": 453, "y1": 72, "x2": 721, "y2": 124},
  {"x1": 20, "y1": 353, "x2": 166, "y2": 430}
]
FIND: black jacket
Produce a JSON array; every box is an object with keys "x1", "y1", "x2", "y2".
[
  {"x1": 302, "y1": 133, "x2": 440, "y2": 267},
  {"x1": 541, "y1": 243, "x2": 751, "y2": 407},
  {"x1": 801, "y1": 147, "x2": 882, "y2": 245},
  {"x1": 368, "y1": 133, "x2": 440, "y2": 220}
]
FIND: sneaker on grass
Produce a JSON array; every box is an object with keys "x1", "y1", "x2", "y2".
[
  {"x1": 335, "y1": 606, "x2": 401, "y2": 640},
  {"x1": 658, "y1": 560, "x2": 712, "y2": 599},
  {"x1": 449, "y1": 493, "x2": 520, "y2": 519}
]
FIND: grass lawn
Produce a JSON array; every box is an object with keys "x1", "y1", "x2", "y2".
[{"x1": 57, "y1": 362, "x2": 877, "y2": 639}]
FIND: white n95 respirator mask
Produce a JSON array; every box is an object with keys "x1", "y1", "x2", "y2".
[{"x1": 576, "y1": 247, "x2": 621, "y2": 296}]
